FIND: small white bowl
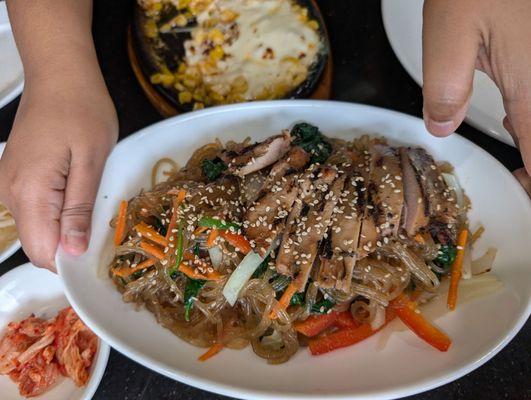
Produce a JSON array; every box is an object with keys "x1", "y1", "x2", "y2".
[
  {"x1": 0, "y1": 142, "x2": 22, "y2": 265},
  {"x1": 0, "y1": 263, "x2": 109, "y2": 400}
]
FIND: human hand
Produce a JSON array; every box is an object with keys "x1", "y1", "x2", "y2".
[
  {"x1": 422, "y1": 0, "x2": 531, "y2": 178},
  {"x1": 0, "y1": 82, "x2": 117, "y2": 270}
]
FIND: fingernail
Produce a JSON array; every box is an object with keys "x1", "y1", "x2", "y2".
[
  {"x1": 63, "y1": 229, "x2": 88, "y2": 255},
  {"x1": 425, "y1": 118, "x2": 455, "y2": 137}
]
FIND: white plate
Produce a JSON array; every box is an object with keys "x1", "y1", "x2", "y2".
[
  {"x1": 0, "y1": 142, "x2": 21, "y2": 264},
  {"x1": 57, "y1": 101, "x2": 531, "y2": 400},
  {"x1": 381, "y1": 0, "x2": 514, "y2": 147},
  {"x1": 0, "y1": 2, "x2": 24, "y2": 109},
  {"x1": 0, "y1": 263, "x2": 110, "y2": 400}
]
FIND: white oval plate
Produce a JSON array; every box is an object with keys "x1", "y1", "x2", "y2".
[
  {"x1": 0, "y1": 263, "x2": 110, "y2": 400},
  {"x1": 381, "y1": 0, "x2": 514, "y2": 147},
  {"x1": 57, "y1": 101, "x2": 531, "y2": 400},
  {"x1": 0, "y1": 2, "x2": 24, "y2": 110},
  {"x1": 0, "y1": 142, "x2": 21, "y2": 264}
]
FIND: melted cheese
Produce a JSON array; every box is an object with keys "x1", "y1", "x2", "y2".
[{"x1": 184, "y1": 0, "x2": 322, "y2": 101}]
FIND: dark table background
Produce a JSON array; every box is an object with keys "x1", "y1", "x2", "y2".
[{"x1": 0, "y1": 1, "x2": 529, "y2": 399}]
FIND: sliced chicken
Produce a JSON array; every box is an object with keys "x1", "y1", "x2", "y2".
[
  {"x1": 244, "y1": 148, "x2": 310, "y2": 256},
  {"x1": 296, "y1": 175, "x2": 346, "y2": 290},
  {"x1": 276, "y1": 165, "x2": 337, "y2": 275},
  {"x1": 399, "y1": 147, "x2": 429, "y2": 235},
  {"x1": 355, "y1": 146, "x2": 379, "y2": 258},
  {"x1": 222, "y1": 131, "x2": 291, "y2": 177},
  {"x1": 407, "y1": 147, "x2": 459, "y2": 244},
  {"x1": 368, "y1": 143, "x2": 404, "y2": 237},
  {"x1": 317, "y1": 170, "x2": 363, "y2": 292}
]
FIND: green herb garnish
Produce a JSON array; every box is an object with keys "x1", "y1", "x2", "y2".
[
  {"x1": 291, "y1": 122, "x2": 332, "y2": 164},
  {"x1": 434, "y1": 244, "x2": 457, "y2": 273},
  {"x1": 311, "y1": 299, "x2": 335, "y2": 314},
  {"x1": 193, "y1": 242, "x2": 200, "y2": 257},
  {"x1": 201, "y1": 158, "x2": 227, "y2": 181},
  {"x1": 251, "y1": 255, "x2": 271, "y2": 279},
  {"x1": 184, "y1": 278, "x2": 206, "y2": 321},
  {"x1": 132, "y1": 270, "x2": 144, "y2": 280},
  {"x1": 290, "y1": 292, "x2": 305, "y2": 306}
]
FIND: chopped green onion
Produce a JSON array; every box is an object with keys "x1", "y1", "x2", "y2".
[
  {"x1": 198, "y1": 217, "x2": 240, "y2": 231},
  {"x1": 184, "y1": 278, "x2": 206, "y2": 321},
  {"x1": 169, "y1": 220, "x2": 184, "y2": 277}
]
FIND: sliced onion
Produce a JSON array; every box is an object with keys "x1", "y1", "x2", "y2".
[
  {"x1": 442, "y1": 172, "x2": 464, "y2": 210},
  {"x1": 222, "y1": 251, "x2": 263, "y2": 306},
  {"x1": 461, "y1": 241, "x2": 472, "y2": 280},
  {"x1": 472, "y1": 247, "x2": 497, "y2": 275},
  {"x1": 370, "y1": 305, "x2": 386, "y2": 331},
  {"x1": 260, "y1": 330, "x2": 283, "y2": 348},
  {"x1": 208, "y1": 246, "x2": 223, "y2": 268}
]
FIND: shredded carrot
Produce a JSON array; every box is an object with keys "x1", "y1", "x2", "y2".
[
  {"x1": 447, "y1": 228, "x2": 469, "y2": 310},
  {"x1": 269, "y1": 281, "x2": 298, "y2": 319},
  {"x1": 470, "y1": 225, "x2": 485, "y2": 245},
  {"x1": 134, "y1": 222, "x2": 168, "y2": 247},
  {"x1": 206, "y1": 228, "x2": 219, "y2": 248},
  {"x1": 198, "y1": 343, "x2": 224, "y2": 361},
  {"x1": 295, "y1": 312, "x2": 340, "y2": 337},
  {"x1": 413, "y1": 233, "x2": 425, "y2": 244},
  {"x1": 165, "y1": 190, "x2": 187, "y2": 240},
  {"x1": 178, "y1": 262, "x2": 223, "y2": 281},
  {"x1": 193, "y1": 226, "x2": 208, "y2": 236},
  {"x1": 219, "y1": 231, "x2": 252, "y2": 254},
  {"x1": 391, "y1": 294, "x2": 452, "y2": 351},
  {"x1": 113, "y1": 259, "x2": 156, "y2": 278},
  {"x1": 113, "y1": 200, "x2": 128, "y2": 246},
  {"x1": 140, "y1": 241, "x2": 165, "y2": 260}
]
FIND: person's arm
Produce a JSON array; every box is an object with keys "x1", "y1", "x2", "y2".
[
  {"x1": 0, "y1": 0, "x2": 118, "y2": 270},
  {"x1": 421, "y1": 0, "x2": 531, "y2": 194}
]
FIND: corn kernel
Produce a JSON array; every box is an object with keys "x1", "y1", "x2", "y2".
[
  {"x1": 193, "y1": 102, "x2": 205, "y2": 110},
  {"x1": 307, "y1": 20, "x2": 319, "y2": 30},
  {"x1": 175, "y1": 14, "x2": 188, "y2": 27},
  {"x1": 183, "y1": 78, "x2": 198, "y2": 89},
  {"x1": 150, "y1": 73, "x2": 163, "y2": 84},
  {"x1": 144, "y1": 20, "x2": 158, "y2": 38},
  {"x1": 178, "y1": 63, "x2": 187, "y2": 74},
  {"x1": 160, "y1": 73, "x2": 175, "y2": 87},
  {"x1": 179, "y1": 91, "x2": 193, "y2": 104},
  {"x1": 209, "y1": 90, "x2": 224, "y2": 102},
  {"x1": 221, "y1": 9, "x2": 239, "y2": 22},
  {"x1": 208, "y1": 28, "x2": 225, "y2": 44},
  {"x1": 232, "y1": 75, "x2": 248, "y2": 93},
  {"x1": 177, "y1": 0, "x2": 190, "y2": 10},
  {"x1": 174, "y1": 82, "x2": 186, "y2": 91},
  {"x1": 153, "y1": 3, "x2": 163, "y2": 11},
  {"x1": 185, "y1": 66, "x2": 200, "y2": 79},
  {"x1": 209, "y1": 45, "x2": 224, "y2": 62}
]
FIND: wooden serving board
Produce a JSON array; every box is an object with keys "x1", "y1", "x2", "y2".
[{"x1": 127, "y1": 1, "x2": 333, "y2": 118}]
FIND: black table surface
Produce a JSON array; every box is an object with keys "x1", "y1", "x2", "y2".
[{"x1": 0, "y1": 1, "x2": 529, "y2": 399}]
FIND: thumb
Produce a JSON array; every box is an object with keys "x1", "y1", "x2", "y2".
[
  {"x1": 513, "y1": 168, "x2": 531, "y2": 197},
  {"x1": 60, "y1": 153, "x2": 106, "y2": 255},
  {"x1": 422, "y1": 0, "x2": 479, "y2": 137},
  {"x1": 503, "y1": 96, "x2": 531, "y2": 176}
]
